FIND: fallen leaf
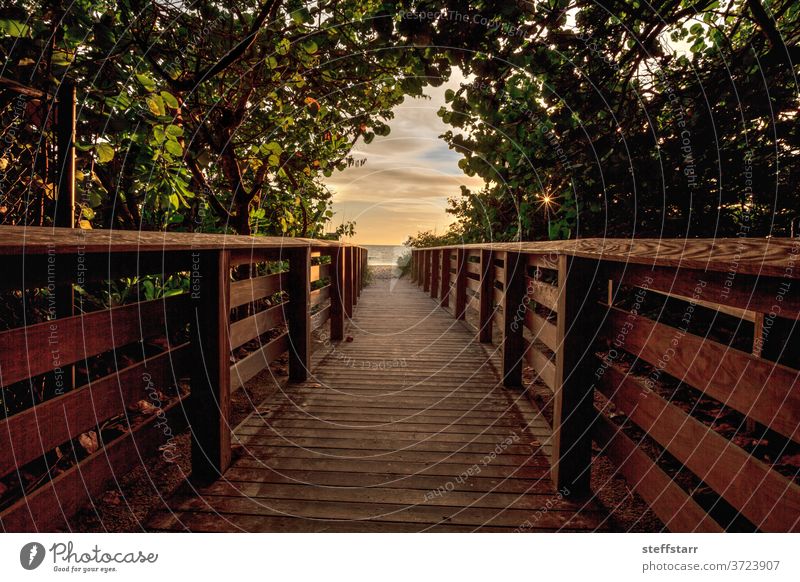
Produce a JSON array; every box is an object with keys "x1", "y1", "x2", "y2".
[
  {"x1": 129, "y1": 399, "x2": 159, "y2": 415},
  {"x1": 79, "y1": 431, "x2": 99, "y2": 454}
]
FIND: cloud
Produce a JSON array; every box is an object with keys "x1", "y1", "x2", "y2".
[{"x1": 324, "y1": 71, "x2": 483, "y2": 244}]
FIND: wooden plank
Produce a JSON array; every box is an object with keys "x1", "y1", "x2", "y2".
[
  {"x1": 230, "y1": 333, "x2": 289, "y2": 391},
  {"x1": 465, "y1": 276, "x2": 480, "y2": 292},
  {"x1": 286, "y1": 247, "x2": 311, "y2": 383},
  {"x1": 0, "y1": 344, "x2": 190, "y2": 479},
  {"x1": 592, "y1": 413, "x2": 723, "y2": 532},
  {"x1": 478, "y1": 250, "x2": 494, "y2": 343},
  {"x1": 551, "y1": 256, "x2": 600, "y2": 497},
  {"x1": 596, "y1": 364, "x2": 800, "y2": 532},
  {"x1": 0, "y1": 398, "x2": 185, "y2": 532},
  {"x1": 493, "y1": 286, "x2": 504, "y2": 307},
  {"x1": 527, "y1": 346, "x2": 556, "y2": 390},
  {"x1": 229, "y1": 304, "x2": 285, "y2": 350},
  {"x1": 603, "y1": 262, "x2": 799, "y2": 320},
  {"x1": 502, "y1": 252, "x2": 526, "y2": 387},
  {"x1": 344, "y1": 246, "x2": 354, "y2": 318},
  {"x1": 430, "y1": 249, "x2": 440, "y2": 300},
  {"x1": 0, "y1": 294, "x2": 189, "y2": 387},
  {"x1": 494, "y1": 263, "x2": 505, "y2": 285},
  {"x1": 422, "y1": 250, "x2": 431, "y2": 292},
  {"x1": 230, "y1": 273, "x2": 286, "y2": 309},
  {"x1": 604, "y1": 307, "x2": 800, "y2": 442},
  {"x1": 310, "y1": 284, "x2": 331, "y2": 307},
  {"x1": 4, "y1": 230, "x2": 796, "y2": 279},
  {"x1": 189, "y1": 250, "x2": 231, "y2": 482},
  {"x1": 311, "y1": 305, "x2": 331, "y2": 331},
  {"x1": 454, "y1": 249, "x2": 467, "y2": 320},
  {"x1": 649, "y1": 288, "x2": 756, "y2": 322},
  {"x1": 525, "y1": 276, "x2": 559, "y2": 312},
  {"x1": 528, "y1": 253, "x2": 560, "y2": 271},
  {"x1": 525, "y1": 310, "x2": 557, "y2": 351},
  {"x1": 329, "y1": 247, "x2": 344, "y2": 341},
  {"x1": 229, "y1": 248, "x2": 284, "y2": 266},
  {"x1": 310, "y1": 263, "x2": 331, "y2": 284},
  {"x1": 465, "y1": 261, "x2": 481, "y2": 276},
  {"x1": 165, "y1": 495, "x2": 593, "y2": 530},
  {"x1": 439, "y1": 248, "x2": 450, "y2": 307}
]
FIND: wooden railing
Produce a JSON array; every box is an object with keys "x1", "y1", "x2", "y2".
[
  {"x1": 411, "y1": 239, "x2": 800, "y2": 532},
  {"x1": 0, "y1": 226, "x2": 365, "y2": 531}
]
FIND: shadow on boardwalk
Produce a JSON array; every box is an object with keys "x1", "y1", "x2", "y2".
[{"x1": 150, "y1": 278, "x2": 606, "y2": 532}]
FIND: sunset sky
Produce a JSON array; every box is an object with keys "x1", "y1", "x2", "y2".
[{"x1": 323, "y1": 72, "x2": 484, "y2": 245}]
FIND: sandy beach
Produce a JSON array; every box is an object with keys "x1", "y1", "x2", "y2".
[{"x1": 369, "y1": 264, "x2": 405, "y2": 280}]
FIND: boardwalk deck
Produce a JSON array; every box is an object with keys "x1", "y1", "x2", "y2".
[{"x1": 149, "y1": 277, "x2": 605, "y2": 532}]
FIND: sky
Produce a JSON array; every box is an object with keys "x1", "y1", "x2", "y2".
[{"x1": 323, "y1": 70, "x2": 484, "y2": 245}]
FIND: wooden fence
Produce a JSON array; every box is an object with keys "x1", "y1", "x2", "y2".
[
  {"x1": 0, "y1": 226, "x2": 365, "y2": 531},
  {"x1": 411, "y1": 239, "x2": 800, "y2": 532}
]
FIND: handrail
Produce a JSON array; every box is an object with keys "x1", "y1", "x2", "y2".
[
  {"x1": 0, "y1": 226, "x2": 367, "y2": 531},
  {"x1": 410, "y1": 240, "x2": 799, "y2": 532}
]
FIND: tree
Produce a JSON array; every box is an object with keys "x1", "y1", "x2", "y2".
[
  {"x1": 435, "y1": 0, "x2": 800, "y2": 240},
  {"x1": 1, "y1": 0, "x2": 455, "y2": 235}
]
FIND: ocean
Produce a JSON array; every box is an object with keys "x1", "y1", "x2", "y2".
[{"x1": 364, "y1": 245, "x2": 410, "y2": 266}]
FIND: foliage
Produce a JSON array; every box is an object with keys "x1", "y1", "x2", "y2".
[
  {"x1": 434, "y1": 0, "x2": 800, "y2": 240},
  {"x1": 0, "y1": 0, "x2": 454, "y2": 235}
]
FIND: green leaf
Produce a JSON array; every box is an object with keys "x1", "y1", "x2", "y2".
[
  {"x1": 303, "y1": 40, "x2": 318, "y2": 54},
  {"x1": 276, "y1": 38, "x2": 291, "y2": 56},
  {"x1": 135, "y1": 73, "x2": 156, "y2": 92},
  {"x1": 160, "y1": 91, "x2": 179, "y2": 109},
  {"x1": 164, "y1": 139, "x2": 183, "y2": 156},
  {"x1": 146, "y1": 95, "x2": 165, "y2": 116},
  {"x1": 165, "y1": 124, "x2": 184, "y2": 137},
  {"x1": 0, "y1": 19, "x2": 30, "y2": 37},
  {"x1": 95, "y1": 143, "x2": 115, "y2": 163}
]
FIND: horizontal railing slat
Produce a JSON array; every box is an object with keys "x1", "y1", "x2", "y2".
[
  {"x1": 230, "y1": 333, "x2": 289, "y2": 391},
  {"x1": 527, "y1": 345, "x2": 556, "y2": 390},
  {"x1": 229, "y1": 304, "x2": 286, "y2": 350},
  {"x1": 525, "y1": 277, "x2": 558, "y2": 312},
  {"x1": 605, "y1": 307, "x2": 800, "y2": 442},
  {"x1": 0, "y1": 294, "x2": 189, "y2": 387},
  {"x1": 592, "y1": 413, "x2": 724, "y2": 532},
  {"x1": 525, "y1": 310, "x2": 557, "y2": 351},
  {"x1": 310, "y1": 285, "x2": 331, "y2": 307},
  {"x1": 596, "y1": 363, "x2": 800, "y2": 532},
  {"x1": 0, "y1": 397, "x2": 185, "y2": 532},
  {"x1": 311, "y1": 305, "x2": 331, "y2": 331},
  {"x1": 229, "y1": 273, "x2": 286, "y2": 309},
  {"x1": 0, "y1": 343, "x2": 190, "y2": 479}
]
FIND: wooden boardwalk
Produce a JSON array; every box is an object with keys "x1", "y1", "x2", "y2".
[{"x1": 149, "y1": 277, "x2": 605, "y2": 532}]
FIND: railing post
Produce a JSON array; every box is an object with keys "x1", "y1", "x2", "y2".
[
  {"x1": 430, "y1": 249, "x2": 440, "y2": 299},
  {"x1": 454, "y1": 248, "x2": 467, "y2": 320},
  {"x1": 422, "y1": 250, "x2": 431, "y2": 292},
  {"x1": 551, "y1": 255, "x2": 599, "y2": 498},
  {"x1": 502, "y1": 251, "x2": 526, "y2": 387},
  {"x1": 344, "y1": 246, "x2": 354, "y2": 317},
  {"x1": 329, "y1": 246, "x2": 345, "y2": 341},
  {"x1": 478, "y1": 249, "x2": 494, "y2": 343},
  {"x1": 439, "y1": 248, "x2": 450, "y2": 307},
  {"x1": 353, "y1": 248, "x2": 360, "y2": 307},
  {"x1": 411, "y1": 250, "x2": 417, "y2": 282},
  {"x1": 286, "y1": 246, "x2": 311, "y2": 383},
  {"x1": 190, "y1": 249, "x2": 231, "y2": 482}
]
